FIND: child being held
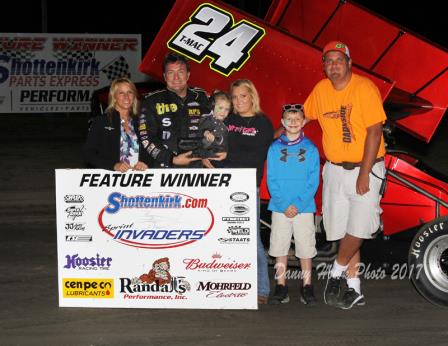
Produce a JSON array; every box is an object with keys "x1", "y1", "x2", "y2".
[
  {"x1": 198, "y1": 91, "x2": 231, "y2": 159},
  {"x1": 267, "y1": 104, "x2": 320, "y2": 306},
  {"x1": 178, "y1": 91, "x2": 230, "y2": 164}
]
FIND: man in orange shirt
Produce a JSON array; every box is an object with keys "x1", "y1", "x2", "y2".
[{"x1": 304, "y1": 41, "x2": 386, "y2": 309}]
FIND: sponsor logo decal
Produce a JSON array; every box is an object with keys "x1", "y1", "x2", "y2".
[
  {"x1": 65, "y1": 235, "x2": 92, "y2": 242},
  {"x1": 65, "y1": 205, "x2": 85, "y2": 220},
  {"x1": 196, "y1": 281, "x2": 251, "y2": 298},
  {"x1": 218, "y1": 237, "x2": 250, "y2": 244},
  {"x1": 64, "y1": 194, "x2": 84, "y2": 203},
  {"x1": 230, "y1": 192, "x2": 249, "y2": 202},
  {"x1": 120, "y1": 257, "x2": 190, "y2": 300},
  {"x1": 65, "y1": 222, "x2": 86, "y2": 231},
  {"x1": 63, "y1": 253, "x2": 112, "y2": 270},
  {"x1": 230, "y1": 204, "x2": 249, "y2": 215},
  {"x1": 63, "y1": 278, "x2": 113, "y2": 298},
  {"x1": 222, "y1": 216, "x2": 249, "y2": 222},
  {"x1": 98, "y1": 192, "x2": 214, "y2": 249},
  {"x1": 227, "y1": 226, "x2": 250, "y2": 235},
  {"x1": 183, "y1": 253, "x2": 251, "y2": 272}
]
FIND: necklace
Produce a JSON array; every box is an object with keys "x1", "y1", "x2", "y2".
[{"x1": 241, "y1": 114, "x2": 256, "y2": 126}]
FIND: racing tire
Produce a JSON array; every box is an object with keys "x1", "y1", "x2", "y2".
[{"x1": 408, "y1": 216, "x2": 448, "y2": 307}]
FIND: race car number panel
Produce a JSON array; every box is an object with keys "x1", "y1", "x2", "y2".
[{"x1": 168, "y1": 3, "x2": 266, "y2": 76}]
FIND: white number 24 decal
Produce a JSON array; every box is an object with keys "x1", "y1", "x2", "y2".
[{"x1": 168, "y1": 4, "x2": 265, "y2": 76}]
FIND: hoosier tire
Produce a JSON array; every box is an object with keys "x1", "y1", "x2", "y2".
[{"x1": 408, "y1": 217, "x2": 448, "y2": 307}]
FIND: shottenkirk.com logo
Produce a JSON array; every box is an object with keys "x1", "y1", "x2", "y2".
[{"x1": 98, "y1": 192, "x2": 214, "y2": 249}]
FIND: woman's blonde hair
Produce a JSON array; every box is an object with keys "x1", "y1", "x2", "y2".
[
  {"x1": 230, "y1": 79, "x2": 261, "y2": 114},
  {"x1": 105, "y1": 78, "x2": 139, "y2": 117}
]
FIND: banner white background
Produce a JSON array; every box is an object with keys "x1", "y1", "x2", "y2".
[
  {"x1": 56, "y1": 168, "x2": 258, "y2": 309},
  {"x1": 0, "y1": 33, "x2": 146, "y2": 113}
]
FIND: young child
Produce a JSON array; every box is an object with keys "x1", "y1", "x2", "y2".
[
  {"x1": 199, "y1": 91, "x2": 231, "y2": 159},
  {"x1": 267, "y1": 104, "x2": 320, "y2": 305},
  {"x1": 178, "y1": 91, "x2": 230, "y2": 164}
]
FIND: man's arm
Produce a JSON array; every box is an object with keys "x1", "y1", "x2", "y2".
[
  {"x1": 138, "y1": 98, "x2": 174, "y2": 167},
  {"x1": 357, "y1": 122, "x2": 383, "y2": 195}
]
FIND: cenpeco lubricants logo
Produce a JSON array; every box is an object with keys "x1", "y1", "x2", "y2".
[
  {"x1": 62, "y1": 278, "x2": 114, "y2": 298},
  {"x1": 98, "y1": 192, "x2": 214, "y2": 249}
]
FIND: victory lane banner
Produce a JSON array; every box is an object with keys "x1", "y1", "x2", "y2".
[
  {"x1": 55, "y1": 169, "x2": 258, "y2": 309},
  {"x1": 0, "y1": 33, "x2": 146, "y2": 113}
]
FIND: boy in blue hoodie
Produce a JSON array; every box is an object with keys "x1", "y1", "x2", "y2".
[{"x1": 267, "y1": 104, "x2": 320, "y2": 305}]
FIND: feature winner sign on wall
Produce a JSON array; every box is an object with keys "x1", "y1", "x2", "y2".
[
  {"x1": 0, "y1": 33, "x2": 145, "y2": 113},
  {"x1": 55, "y1": 169, "x2": 258, "y2": 309}
]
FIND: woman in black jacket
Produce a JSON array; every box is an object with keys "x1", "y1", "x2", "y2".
[
  {"x1": 84, "y1": 78, "x2": 151, "y2": 171},
  {"x1": 225, "y1": 79, "x2": 274, "y2": 304}
]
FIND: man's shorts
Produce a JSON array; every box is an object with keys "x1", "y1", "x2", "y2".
[
  {"x1": 322, "y1": 160, "x2": 385, "y2": 241},
  {"x1": 268, "y1": 212, "x2": 317, "y2": 259}
]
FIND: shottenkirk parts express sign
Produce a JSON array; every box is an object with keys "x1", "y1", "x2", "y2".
[
  {"x1": 0, "y1": 34, "x2": 145, "y2": 113},
  {"x1": 56, "y1": 169, "x2": 258, "y2": 309}
]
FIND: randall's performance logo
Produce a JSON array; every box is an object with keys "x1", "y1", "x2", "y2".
[
  {"x1": 183, "y1": 253, "x2": 251, "y2": 272},
  {"x1": 98, "y1": 192, "x2": 214, "y2": 249},
  {"x1": 120, "y1": 257, "x2": 191, "y2": 299}
]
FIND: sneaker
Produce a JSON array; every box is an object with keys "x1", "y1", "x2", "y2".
[
  {"x1": 336, "y1": 288, "x2": 366, "y2": 310},
  {"x1": 300, "y1": 285, "x2": 317, "y2": 306},
  {"x1": 268, "y1": 284, "x2": 290, "y2": 305},
  {"x1": 324, "y1": 276, "x2": 342, "y2": 306}
]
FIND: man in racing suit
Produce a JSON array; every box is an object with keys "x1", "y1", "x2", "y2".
[{"x1": 138, "y1": 53, "x2": 211, "y2": 167}]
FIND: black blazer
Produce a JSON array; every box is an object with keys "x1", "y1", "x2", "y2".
[{"x1": 83, "y1": 110, "x2": 151, "y2": 170}]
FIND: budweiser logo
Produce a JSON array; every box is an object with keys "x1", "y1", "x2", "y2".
[{"x1": 182, "y1": 258, "x2": 251, "y2": 271}]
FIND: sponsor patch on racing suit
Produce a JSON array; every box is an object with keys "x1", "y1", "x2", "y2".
[{"x1": 138, "y1": 87, "x2": 211, "y2": 167}]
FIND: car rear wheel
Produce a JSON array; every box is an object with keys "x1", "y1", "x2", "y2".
[{"x1": 408, "y1": 216, "x2": 448, "y2": 307}]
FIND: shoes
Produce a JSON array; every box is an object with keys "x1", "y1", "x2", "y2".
[
  {"x1": 336, "y1": 288, "x2": 366, "y2": 310},
  {"x1": 258, "y1": 295, "x2": 268, "y2": 305},
  {"x1": 300, "y1": 284, "x2": 317, "y2": 306},
  {"x1": 268, "y1": 284, "x2": 290, "y2": 305},
  {"x1": 324, "y1": 276, "x2": 342, "y2": 306}
]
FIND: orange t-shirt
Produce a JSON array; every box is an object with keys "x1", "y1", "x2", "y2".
[{"x1": 304, "y1": 73, "x2": 386, "y2": 163}]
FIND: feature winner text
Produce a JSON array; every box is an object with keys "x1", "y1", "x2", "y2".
[{"x1": 79, "y1": 172, "x2": 231, "y2": 187}]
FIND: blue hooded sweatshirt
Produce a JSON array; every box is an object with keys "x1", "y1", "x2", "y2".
[{"x1": 267, "y1": 133, "x2": 320, "y2": 213}]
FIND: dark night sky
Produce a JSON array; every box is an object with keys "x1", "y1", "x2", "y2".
[{"x1": 1, "y1": 1, "x2": 446, "y2": 51}]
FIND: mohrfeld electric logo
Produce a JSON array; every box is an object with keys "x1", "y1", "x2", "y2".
[
  {"x1": 62, "y1": 278, "x2": 114, "y2": 298},
  {"x1": 196, "y1": 281, "x2": 252, "y2": 299},
  {"x1": 98, "y1": 192, "x2": 215, "y2": 249}
]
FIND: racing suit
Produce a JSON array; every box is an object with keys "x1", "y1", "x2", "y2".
[{"x1": 138, "y1": 87, "x2": 210, "y2": 167}]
